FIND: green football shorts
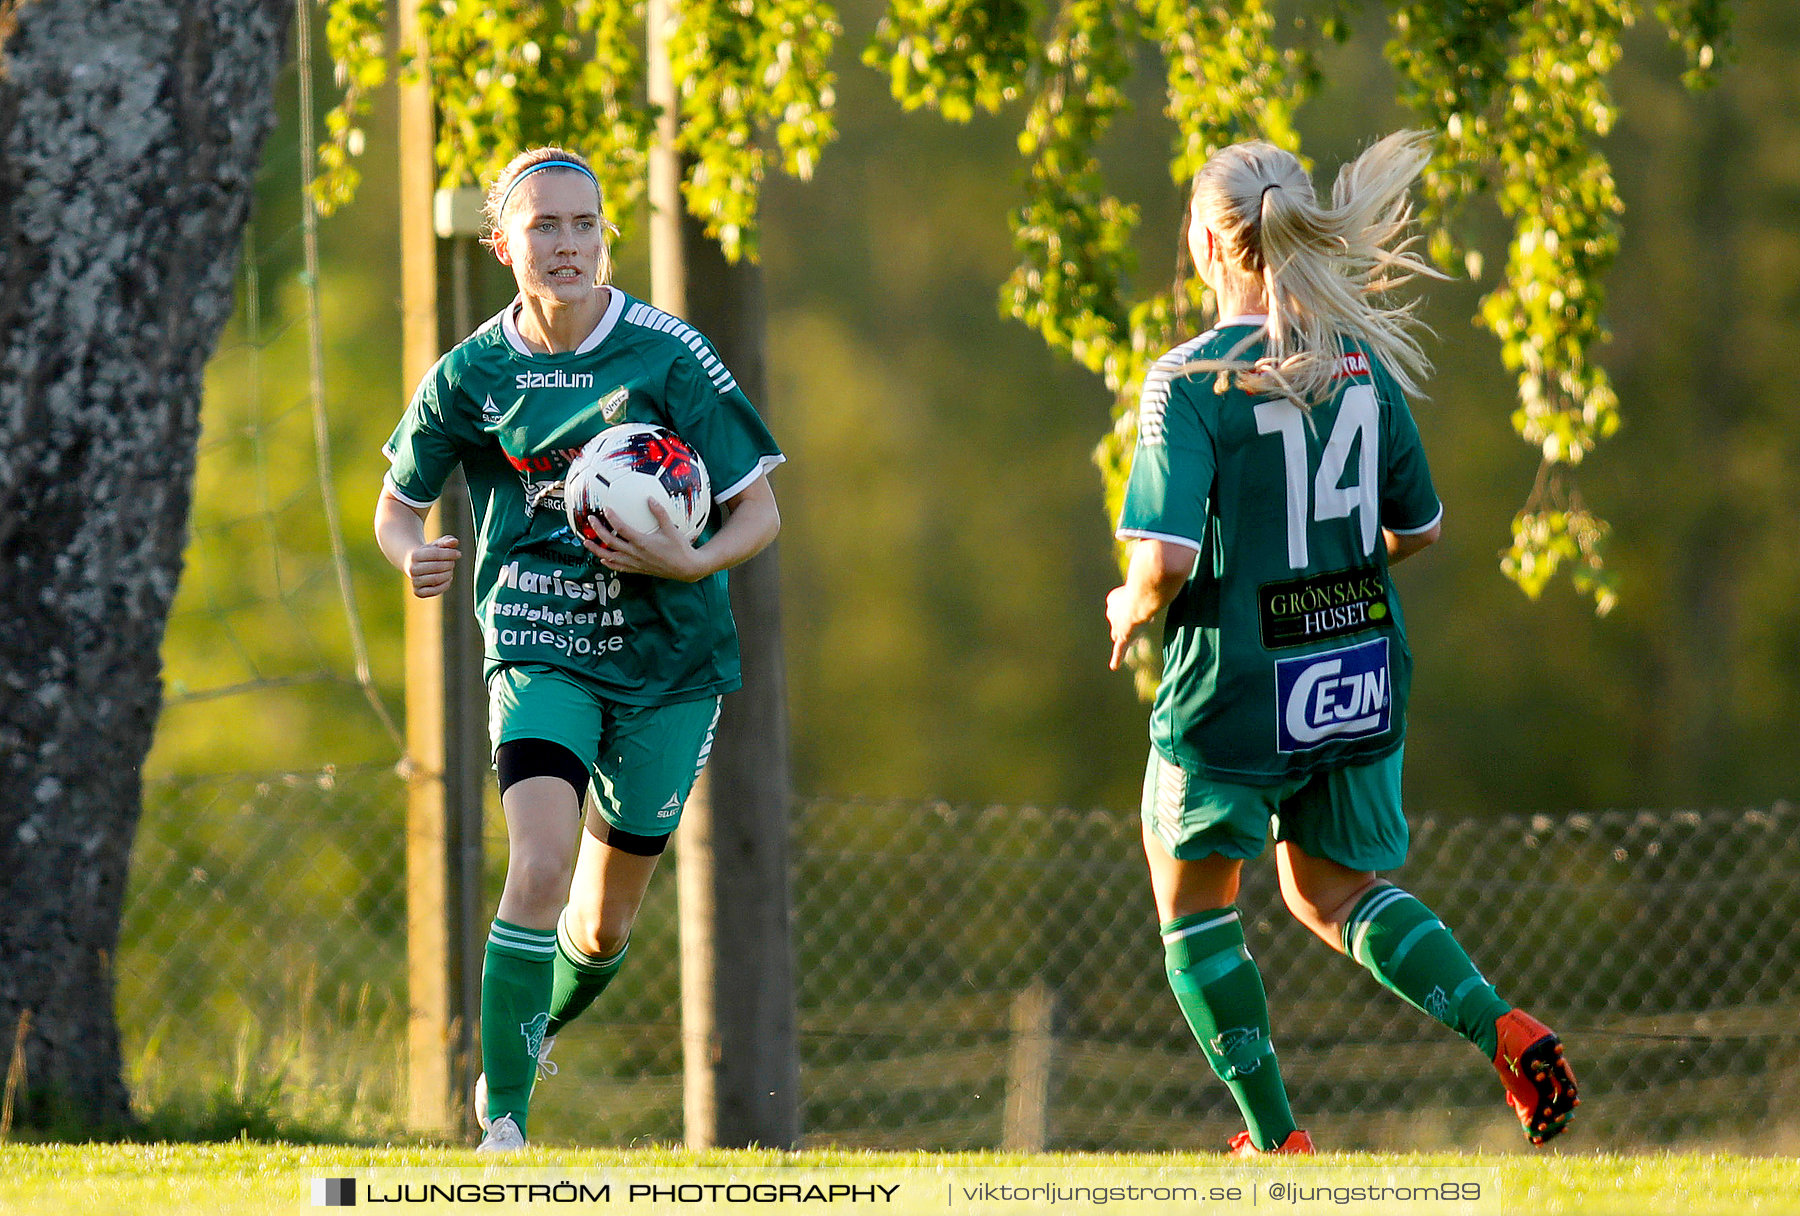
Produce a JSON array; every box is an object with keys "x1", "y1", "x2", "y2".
[
  {"x1": 487, "y1": 662, "x2": 721, "y2": 837},
  {"x1": 1140, "y1": 744, "x2": 1409, "y2": 872}
]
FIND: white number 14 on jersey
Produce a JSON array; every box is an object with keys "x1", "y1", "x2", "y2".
[{"x1": 1254, "y1": 384, "x2": 1379, "y2": 570}]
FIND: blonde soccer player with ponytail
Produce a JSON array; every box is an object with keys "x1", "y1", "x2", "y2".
[{"x1": 1107, "y1": 132, "x2": 1579, "y2": 1154}]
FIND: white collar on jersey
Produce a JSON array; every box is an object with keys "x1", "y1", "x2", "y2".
[
  {"x1": 500, "y1": 285, "x2": 627, "y2": 357},
  {"x1": 1216, "y1": 313, "x2": 1268, "y2": 328}
]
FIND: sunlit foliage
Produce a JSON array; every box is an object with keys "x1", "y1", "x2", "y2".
[
  {"x1": 869, "y1": 0, "x2": 1734, "y2": 617},
  {"x1": 316, "y1": 0, "x2": 837, "y2": 261}
]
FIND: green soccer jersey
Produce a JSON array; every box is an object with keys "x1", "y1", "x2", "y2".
[
  {"x1": 383, "y1": 288, "x2": 784, "y2": 704},
  {"x1": 1117, "y1": 318, "x2": 1443, "y2": 784}
]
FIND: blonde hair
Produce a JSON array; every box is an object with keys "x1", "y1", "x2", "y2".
[
  {"x1": 481, "y1": 146, "x2": 615, "y2": 286},
  {"x1": 1183, "y1": 131, "x2": 1446, "y2": 406}
]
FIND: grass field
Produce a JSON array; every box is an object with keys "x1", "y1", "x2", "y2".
[{"x1": 2, "y1": 1144, "x2": 1798, "y2": 1216}]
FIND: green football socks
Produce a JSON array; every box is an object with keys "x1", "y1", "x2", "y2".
[
  {"x1": 481, "y1": 918, "x2": 557, "y2": 1135},
  {"x1": 547, "y1": 907, "x2": 628, "y2": 1035},
  {"x1": 1341, "y1": 884, "x2": 1511, "y2": 1058},
  {"x1": 1163, "y1": 907, "x2": 1298, "y2": 1151}
]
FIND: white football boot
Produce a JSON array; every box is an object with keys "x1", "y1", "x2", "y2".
[{"x1": 475, "y1": 1112, "x2": 526, "y2": 1153}]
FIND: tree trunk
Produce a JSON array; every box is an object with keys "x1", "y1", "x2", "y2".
[
  {"x1": 670, "y1": 231, "x2": 801, "y2": 1149},
  {"x1": 0, "y1": 0, "x2": 289, "y2": 1128},
  {"x1": 648, "y1": 0, "x2": 799, "y2": 1150}
]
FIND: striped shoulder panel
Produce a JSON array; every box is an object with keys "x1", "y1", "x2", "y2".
[
  {"x1": 1136, "y1": 331, "x2": 1213, "y2": 446},
  {"x1": 621, "y1": 300, "x2": 740, "y2": 395}
]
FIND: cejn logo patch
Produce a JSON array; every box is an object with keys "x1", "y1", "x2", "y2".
[{"x1": 1275, "y1": 637, "x2": 1391, "y2": 753}]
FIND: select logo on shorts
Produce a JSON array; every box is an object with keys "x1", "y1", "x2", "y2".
[
  {"x1": 1258, "y1": 565, "x2": 1389, "y2": 649},
  {"x1": 312, "y1": 1177, "x2": 356, "y2": 1206},
  {"x1": 1275, "y1": 637, "x2": 1391, "y2": 753}
]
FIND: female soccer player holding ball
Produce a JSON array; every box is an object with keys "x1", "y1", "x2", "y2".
[
  {"x1": 1106, "y1": 132, "x2": 1578, "y2": 1154},
  {"x1": 374, "y1": 148, "x2": 783, "y2": 1152}
]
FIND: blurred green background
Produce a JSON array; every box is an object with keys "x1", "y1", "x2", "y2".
[{"x1": 147, "y1": 0, "x2": 1799, "y2": 815}]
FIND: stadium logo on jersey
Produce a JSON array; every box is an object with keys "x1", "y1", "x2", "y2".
[
  {"x1": 1258, "y1": 566, "x2": 1389, "y2": 648},
  {"x1": 515, "y1": 369, "x2": 596, "y2": 389},
  {"x1": 1274, "y1": 637, "x2": 1391, "y2": 753}
]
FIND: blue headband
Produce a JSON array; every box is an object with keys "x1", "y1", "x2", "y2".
[{"x1": 497, "y1": 159, "x2": 602, "y2": 223}]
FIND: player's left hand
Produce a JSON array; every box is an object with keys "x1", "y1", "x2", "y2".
[
  {"x1": 1106, "y1": 584, "x2": 1143, "y2": 671},
  {"x1": 580, "y1": 498, "x2": 709, "y2": 582}
]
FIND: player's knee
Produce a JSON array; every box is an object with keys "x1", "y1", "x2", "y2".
[
  {"x1": 590, "y1": 924, "x2": 631, "y2": 959},
  {"x1": 1280, "y1": 890, "x2": 1336, "y2": 941},
  {"x1": 506, "y1": 851, "x2": 570, "y2": 909},
  {"x1": 1283, "y1": 874, "x2": 1380, "y2": 948},
  {"x1": 564, "y1": 904, "x2": 631, "y2": 958}
]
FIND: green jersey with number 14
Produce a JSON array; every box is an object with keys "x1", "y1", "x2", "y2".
[
  {"x1": 383, "y1": 287, "x2": 783, "y2": 705},
  {"x1": 1117, "y1": 319, "x2": 1442, "y2": 784}
]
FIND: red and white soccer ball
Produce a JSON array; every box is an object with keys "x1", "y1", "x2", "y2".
[{"x1": 564, "y1": 423, "x2": 711, "y2": 546}]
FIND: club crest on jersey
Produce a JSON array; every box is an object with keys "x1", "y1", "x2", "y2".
[
  {"x1": 598, "y1": 385, "x2": 629, "y2": 424},
  {"x1": 1274, "y1": 637, "x2": 1391, "y2": 753}
]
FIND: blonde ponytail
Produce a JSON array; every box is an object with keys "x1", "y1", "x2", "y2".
[{"x1": 1182, "y1": 131, "x2": 1446, "y2": 406}]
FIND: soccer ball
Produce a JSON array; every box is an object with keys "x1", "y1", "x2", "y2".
[{"x1": 564, "y1": 423, "x2": 711, "y2": 545}]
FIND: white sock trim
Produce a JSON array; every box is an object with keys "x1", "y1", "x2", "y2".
[
  {"x1": 1160, "y1": 909, "x2": 1241, "y2": 945},
  {"x1": 488, "y1": 921, "x2": 557, "y2": 956}
]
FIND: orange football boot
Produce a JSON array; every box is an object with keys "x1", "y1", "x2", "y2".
[
  {"x1": 1493, "y1": 1009, "x2": 1580, "y2": 1145},
  {"x1": 1228, "y1": 1129, "x2": 1316, "y2": 1156}
]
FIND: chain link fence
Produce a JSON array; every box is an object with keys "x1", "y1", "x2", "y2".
[
  {"x1": 119, "y1": 767, "x2": 410, "y2": 1135},
  {"x1": 120, "y1": 773, "x2": 1800, "y2": 1150}
]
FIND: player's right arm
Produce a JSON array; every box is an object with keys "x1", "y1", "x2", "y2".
[
  {"x1": 378, "y1": 353, "x2": 476, "y2": 598},
  {"x1": 1107, "y1": 539, "x2": 1199, "y2": 670},
  {"x1": 374, "y1": 491, "x2": 461, "y2": 598},
  {"x1": 1109, "y1": 353, "x2": 1215, "y2": 670}
]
